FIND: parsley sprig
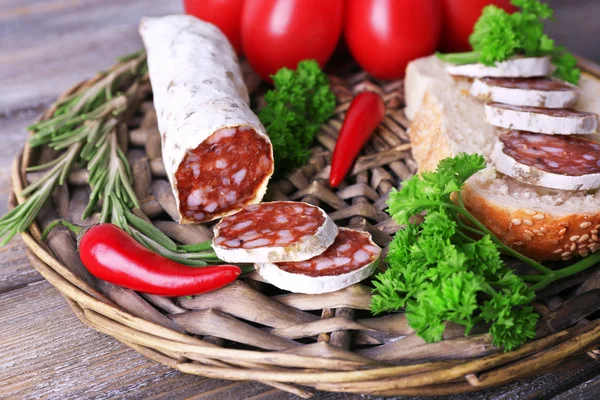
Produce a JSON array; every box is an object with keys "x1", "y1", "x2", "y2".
[
  {"x1": 437, "y1": 0, "x2": 580, "y2": 84},
  {"x1": 259, "y1": 60, "x2": 336, "y2": 173},
  {"x1": 372, "y1": 154, "x2": 600, "y2": 350}
]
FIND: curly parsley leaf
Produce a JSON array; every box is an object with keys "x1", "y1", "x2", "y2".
[
  {"x1": 386, "y1": 153, "x2": 486, "y2": 226},
  {"x1": 258, "y1": 60, "x2": 336, "y2": 173},
  {"x1": 372, "y1": 153, "x2": 539, "y2": 351},
  {"x1": 469, "y1": 6, "x2": 520, "y2": 65}
]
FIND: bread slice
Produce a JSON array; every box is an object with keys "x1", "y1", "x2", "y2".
[{"x1": 405, "y1": 55, "x2": 600, "y2": 261}]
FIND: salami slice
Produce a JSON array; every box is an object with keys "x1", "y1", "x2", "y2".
[
  {"x1": 470, "y1": 77, "x2": 579, "y2": 108},
  {"x1": 492, "y1": 130, "x2": 600, "y2": 191},
  {"x1": 212, "y1": 201, "x2": 338, "y2": 263},
  {"x1": 255, "y1": 228, "x2": 381, "y2": 294},
  {"x1": 485, "y1": 103, "x2": 599, "y2": 135},
  {"x1": 140, "y1": 16, "x2": 274, "y2": 224},
  {"x1": 445, "y1": 57, "x2": 551, "y2": 78}
]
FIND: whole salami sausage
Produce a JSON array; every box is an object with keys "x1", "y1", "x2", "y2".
[
  {"x1": 212, "y1": 201, "x2": 338, "y2": 263},
  {"x1": 140, "y1": 16, "x2": 274, "y2": 224},
  {"x1": 492, "y1": 130, "x2": 600, "y2": 191},
  {"x1": 255, "y1": 228, "x2": 381, "y2": 294}
]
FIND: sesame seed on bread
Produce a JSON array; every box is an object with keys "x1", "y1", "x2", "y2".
[{"x1": 405, "y1": 55, "x2": 600, "y2": 261}]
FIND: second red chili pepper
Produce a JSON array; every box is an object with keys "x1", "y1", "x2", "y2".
[
  {"x1": 329, "y1": 91, "x2": 386, "y2": 188},
  {"x1": 44, "y1": 221, "x2": 241, "y2": 296}
]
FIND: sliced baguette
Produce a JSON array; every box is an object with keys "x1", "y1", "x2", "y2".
[
  {"x1": 445, "y1": 57, "x2": 551, "y2": 78},
  {"x1": 405, "y1": 55, "x2": 600, "y2": 261}
]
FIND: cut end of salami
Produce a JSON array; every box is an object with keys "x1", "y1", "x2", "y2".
[
  {"x1": 445, "y1": 57, "x2": 551, "y2": 79},
  {"x1": 212, "y1": 201, "x2": 338, "y2": 263},
  {"x1": 471, "y1": 77, "x2": 579, "y2": 109},
  {"x1": 255, "y1": 228, "x2": 381, "y2": 294},
  {"x1": 484, "y1": 103, "x2": 599, "y2": 135},
  {"x1": 176, "y1": 127, "x2": 274, "y2": 223},
  {"x1": 492, "y1": 130, "x2": 600, "y2": 191},
  {"x1": 140, "y1": 15, "x2": 274, "y2": 225}
]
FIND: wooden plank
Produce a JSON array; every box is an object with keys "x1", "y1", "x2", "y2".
[
  {"x1": 0, "y1": 280, "x2": 274, "y2": 399},
  {"x1": 0, "y1": 0, "x2": 182, "y2": 114},
  {"x1": 1, "y1": 0, "x2": 600, "y2": 398}
]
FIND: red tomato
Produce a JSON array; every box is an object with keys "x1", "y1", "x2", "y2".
[
  {"x1": 184, "y1": 0, "x2": 245, "y2": 53},
  {"x1": 441, "y1": 0, "x2": 517, "y2": 53},
  {"x1": 241, "y1": 0, "x2": 344, "y2": 82},
  {"x1": 344, "y1": 0, "x2": 442, "y2": 80}
]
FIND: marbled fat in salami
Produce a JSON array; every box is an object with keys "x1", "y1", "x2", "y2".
[
  {"x1": 275, "y1": 229, "x2": 381, "y2": 277},
  {"x1": 499, "y1": 131, "x2": 600, "y2": 176},
  {"x1": 176, "y1": 127, "x2": 273, "y2": 222},
  {"x1": 212, "y1": 201, "x2": 338, "y2": 263},
  {"x1": 140, "y1": 16, "x2": 274, "y2": 224}
]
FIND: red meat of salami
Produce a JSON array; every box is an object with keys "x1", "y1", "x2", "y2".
[
  {"x1": 212, "y1": 201, "x2": 338, "y2": 263},
  {"x1": 499, "y1": 131, "x2": 600, "y2": 176},
  {"x1": 176, "y1": 127, "x2": 273, "y2": 222},
  {"x1": 255, "y1": 228, "x2": 381, "y2": 294},
  {"x1": 276, "y1": 229, "x2": 381, "y2": 277},
  {"x1": 492, "y1": 130, "x2": 600, "y2": 191}
]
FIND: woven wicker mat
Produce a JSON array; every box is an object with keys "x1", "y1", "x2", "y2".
[{"x1": 12, "y1": 59, "x2": 600, "y2": 398}]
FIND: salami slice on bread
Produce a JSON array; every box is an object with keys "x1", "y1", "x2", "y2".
[
  {"x1": 445, "y1": 56, "x2": 551, "y2": 78},
  {"x1": 405, "y1": 55, "x2": 600, "y2": 261},
  {"x1": 492, "y1": 131, "x2": 600, "y2": 191},
  {"x1": 484, "y1": 103, "x2": 599, "y2": 135},
  {"x1": 255, "y1": 228, "x2": 381, "y2": 294},
  {"x1": 212, "y1": 202, "x2": 338, "y2": 263},
  {"x1": 470, "y1": 77, "x2": 579, "y2": 109},
  {"x1": 140, "y1": 16, "x2": 274, "y2": 224}
]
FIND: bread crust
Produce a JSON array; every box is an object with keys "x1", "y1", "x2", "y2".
[
  {"x1": 462, "y1": 184, "x2": 600, "y2": 261},
  {"x1": 407, "y1": 57, "x2": 600, "y2": 261}
]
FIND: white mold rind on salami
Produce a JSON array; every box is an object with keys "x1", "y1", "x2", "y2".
[
  {"x1": 485, "y1": 103, "x2": 599, "y2": 135},
  {"x1": 492, "y1": 131, "x2": 600, "y2": 191},
  {"x1": 212, "y1": 202, "x2": 338, "y2": 263},
  {"x1": 445, "y1": 57, "x2": 551, "y2": 78},
  {"x1": 140, "y1": 16, "x2": 274, "y2": 223},
  {"x1": 471, "y1": 77, "x2": 579, "y2": 108},
  {"x1": 255, "y1": 228, "x2": 381, "y2": 294}
]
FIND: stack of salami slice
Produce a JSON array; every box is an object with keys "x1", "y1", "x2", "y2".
[
  {"x1": 449, "y1": 56, "x2": 600, "y2": 192},
  {"x1": 211, "y1": 201, "x2": 382, "y2": 294}
]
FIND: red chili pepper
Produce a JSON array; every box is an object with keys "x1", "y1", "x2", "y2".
[
  {"x1": 329, "y1": 91, "x2": 386, "y2": 188},
  {"x1": 45, "y1": 222, "x2": 240, "y2": 296}
]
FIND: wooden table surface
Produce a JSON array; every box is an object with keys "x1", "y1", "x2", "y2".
[{"x1": 2, "y1": 1, "x2": 600, "y2": 399}]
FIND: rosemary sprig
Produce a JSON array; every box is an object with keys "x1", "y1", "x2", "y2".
[
  {"x1": 3, "y1": 50, "x2": 226, "y2": 268},
  {"x1": 0, "y1": 143, "x2": 81, "y2": 245},
  {"x1": 0, "y1": 53, "x2": 146, "y2": 245}
]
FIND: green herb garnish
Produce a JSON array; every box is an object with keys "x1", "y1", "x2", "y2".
[
  {"x1": 437, "y1": 0, "x2": 580, "y2": 84},
  {"x1": 259, "y1": 60, "x2": 336, "y2": 173},
  {"x1": 371, "y1": 153, "x2": 600, "y2": 351},
  {"x1": 1, "y1": 51, "x2": 220, "y2": 266}
]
